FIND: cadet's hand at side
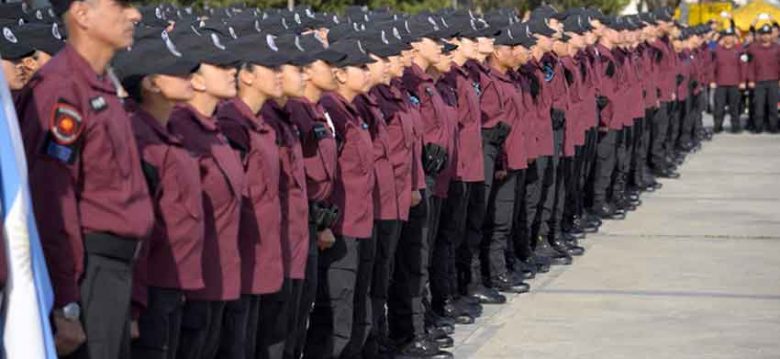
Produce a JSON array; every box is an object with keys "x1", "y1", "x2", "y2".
[
  {"x1": 411, "y1": 190, "x2": 422, "y2": 207},
  {"x1": 495, "y1": 170, "x2": 508, "y2": 181},
  {"x1": 53, "y1": 312, "x2": 86, "y2": 356},
  {"x1": 318, "y1": 229, "x2": 336, "y2": 251},
  {"x1": 131, "y1": 320, "x2": 140, "y2": 339}
]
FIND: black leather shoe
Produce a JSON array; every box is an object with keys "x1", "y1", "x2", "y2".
[
  {"x1": 428, "y1": 331, "x2": 454, "y2": 349},
  {"x1": 468, "y1": 287, "x2": 507, "y2": 305},
  {"x1": 565, "y1": 229, "x2": 586, "y2": 239},
  {"x1": 562, "y1": 235, "x2": 586, "y2": 256},
  {"x1": 551, "y1": 238, "x2": 583, "y2": 257},
  {"x1": 452, "y1": 298, "x2": 482, "y2": 318},
  {"x1": 395, "y1": 337, "x2": 451, "y2": 358},
  {"x1": 654, "y1": 168, "x2": 680, "y2": 179},
  {"x1": 512, "y1": 259, "x2": 537, "y2": 280},
  {"x1": 592, "y1": 204, "x2": 625, "y2": 220},
  {"x1": 584, "y1": 213, "x2": 603, "y2": 227},
  {"x1": 492, "y1": 274, "x2": 530, "y2": 294},
  {"x1": 530, "y1": 255, "x2": 551, "y2": 273},
  {"x1": 535, "y1": 237, "x2": 573, "y2": 265}
]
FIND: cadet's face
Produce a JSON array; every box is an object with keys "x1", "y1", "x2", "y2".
[
  {"x1": 760, "y1": 33, "x2": 773, "y2": 43},
  {"x1": 512, "y1": 45, "x2": 530, "y2": 65},
  {"x1": 387, "y1": 55, "x2": 405, "y2": 78},
  {"x1": 35, "y1": 51, "x2": 52, "y2": 67},
  {"x1": 534, "y1": 35, "x2": 553, "y2": 52},
  {"x1": 477, "y1": 37, "x2": 495, "y2": 55},
  {"x1": 433, "y1": 52, "x2": 452, "y2": 73},
  {"x1": 459, "y1": 38, "x2": 478, "y2": 59},
  {"x1": 415, "y1": 38, "x2": 442, "y2": 64},
  {"x1": 342, "y1": 65, "x2": 368, "y2": 93},
  {"x1": 196, "y1": 63, "x2": 237, "y2": 99},
  {"x1": 585, "y1": 31, "x2": 598, "y2": 45},
  {"x1": 76, "y1": 0, "x2": 141, "y2": 49},
  {"x1": 494, "y1": 45, "x2": 514, "y2": 68},
  {"x1": 306, "y1": 60, "x2": 338, "y2": 92},
  {"x1": 2, "y1": 60, "x2": 24, "y2": 90},
  {"x1": 553, "y1": 40, "x2": 568, "y2": 56},
  {"x1": 242, "y1": 64, "x2": 282, "y2": 98},
  {"x1": 280, "y1": 64, "x2": 306, "y2": 98},
  {"x1": 401, "y1": 49, "x2": 414, "y2": 67},
  {"x1": 721, "y1": 35, "x2": 735, "y2": 47},
  {"x1": 366, "y1": 55, "x2": 389, "y2": 88},
  {"x1": 151, "y1": 74, "x2": 194, "y2": 102}
]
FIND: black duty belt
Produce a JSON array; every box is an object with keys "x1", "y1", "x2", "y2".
[{"x1": 84, "y1": 232, "x2": 139, "y2": 263}]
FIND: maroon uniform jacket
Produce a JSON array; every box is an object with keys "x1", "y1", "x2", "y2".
[
  {"x1": 489, "y1": 67, "x2": 530, "y2": 170},
  {"x1": 216, "y1": 99, "x2": 284, "y2": 294},
  {"x1": 392, "y1": 78, "x2": 426, "y2": 192},
  {"x1": 16, "y1": 45, "x2": 154, "y2": 306},
  {"x1": 286, "y1": 97, "x2": 338, "y2": 204},
  {"x1": 650, "y1": 37, "x2": 679, "y2": 102},
  {"x1": 130, "y1": 106, "x2": 205, "y2": 292},
  {"x1": 354, "y1": 92, "x2": 401, "y2": 220},
  {"x1": 440, "y1": 64, "x2": 485, "y2": 183},
  {"x1": 168, "y1": 104, "x2": 245, "y2": 301},
  {"x1": 746, "y1": 41, "x2": 780, "y2": 83},
  {"x1": 320, "y1": 92, "x2": 376, "y2": 238},
  {"x1": 262, "y1": 101, "x2": 310, "y2": 279},
  {"x1": 370, "y1": 84, "x2": 414, "y2": 221}
]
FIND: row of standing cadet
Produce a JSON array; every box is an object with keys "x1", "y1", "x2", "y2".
[{"x1": 0, "y1": 1, "x2": 743, "y2": 359}]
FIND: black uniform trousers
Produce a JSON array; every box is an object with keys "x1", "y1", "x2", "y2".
[
  {"x1": 484, "y1": 170, "x2": 523, "y2": 280},
  {"x1": 563, "y1": 146, "x2": 584, "y2": 231},
  {"x1": 305, "y1": 234, "x2": 374, "y2": 359},
  {"x1": 177, "y1": 300, "x2": 226, "y2": 359},
  {"x1": 132, "y1": 288, "x2": 184, "y2": 359},
  {"x1": 632, "y1": 109, "x2": 654, "y2": 188},
  {"x1": 613, "y1": 127, "x2": 632, "y2": 201},
  {"x1": 459, "y1": 139, "x2": 500, "y2": 294},
  {"x1": 432, "y1": 181, "x2": 470, "y2": 308},
  {"x1": 592, "y1": 130, "x2": 618, "y2": 207},
  {"x1": 752, "y1": 80, "x2": 779, "y2": 133},
  {"x1": 581, "y1": 128, "x2": 599, "y2": 209},
  {"x1": 650, "y1": 101, "x2": 671, "y2": 170},
  {"x1": 64, "y1": 234, "x2": 138, "y2": 359},
  {"x1": 388, "y1": 194, "x2": 430, "y2": 342},
  {"x1": 284, "y1": 225, "x2": 320, "y2": 359},
  {"x1": 680, "y1": 94, "x2": 698, "y2": 148},
  {"x1": 714, "y1": 86, "x2": 742, "y2": 132},
  {"x1": 364, "y1": 220, "x2": 402, "y2": 357},
  {"x1": 256, "y1": 280, "x2": 294, "y2": 359},
  {"x1": 666, "y1": 100, "x2": 683, "y2": 157},
  {"x1": 536, "y1": 127, "x2": 564, "y2": 241},
  {"x1": 218, "y1": 295, "x2": 251, "y2": 359}
]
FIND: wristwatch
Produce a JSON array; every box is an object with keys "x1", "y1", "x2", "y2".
[{"x1": 59, "y1": 302, "x2": 81, "y2": 321}]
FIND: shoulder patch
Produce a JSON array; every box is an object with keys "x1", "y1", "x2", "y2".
[{"x1": 50, "y1": 102, "x2": 83, "y2": 145}]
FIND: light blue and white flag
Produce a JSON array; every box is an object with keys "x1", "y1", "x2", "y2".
[{"x1": 0, "y1": 63, "x2": 57, "y2": 358}]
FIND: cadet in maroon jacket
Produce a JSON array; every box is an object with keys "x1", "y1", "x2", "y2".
[
  {"x1": 483, "y1": 26, "x2": 534, "y2": 295},
  {"x1": 257, "y1": 58, "x2": 311, "y2": 359},
  {"x1": 113, "y1": 32, "x2": 202, "y2": 359},
  {"x1": 281, "y1": 34, "x2": 345, "y2": 359},
  {"x1": 15, "y1": 0, "x2": 152, "y2": 356},
  {"x1": 214, "y1": 34, "x2": 286, "y2": 359},
  {"x1": 167, "y1": 33, "x2": 245, "y2": 359},
  {"x1": 746, "y1": 23, "x2": 780, "y2": 133},
  {"x1": 353, "y1": 33, "x2": 418, "y2": 357},
  {"x1": 304, "y1": 39, "x2": 376, "y2": 359},
  {"x1": 711, "y1": 28, "x2": 745, "y2": 132}
]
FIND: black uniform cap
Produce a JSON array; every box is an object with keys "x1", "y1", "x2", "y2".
[
  {"x1": 1, "y1": 25, "x2": 35, "y2": 60},
  {"x1": 328, "y1": 39, "x2": 376, "y2": 67}
]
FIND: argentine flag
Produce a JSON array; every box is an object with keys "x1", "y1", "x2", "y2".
[{"x1": 0, "y1": 64, "x2": 57, "y2": 357}]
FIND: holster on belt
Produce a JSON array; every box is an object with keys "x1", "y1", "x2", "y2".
[
  {"x1": 482, "y1": 121, "x2": 511, "y2": 146},
  {"x1": 309, "y1": 202, "x2": 341, "y2": 231}
]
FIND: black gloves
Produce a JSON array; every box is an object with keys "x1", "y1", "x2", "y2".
[
  {"x1": 422, "y1": 143, "x2": 448, "y2": 175},
  {"x1": 676, "y1": 74, "x2": 684, "y2": 86},
  {"x1": 310, "y1": 202, "x2": 341, "y2": 230},
  {"x1": 596, "y1": 96, "x2": 609, "y2": 110},
  {"x1": 551, "y1": 108, "x2": 566, "y2": 130},
  {"x1": 605, "y1": 61, "x2": 615, "y2": 78},
  {"x1": 564, "y1": 68, "x2": 574, "y2": 86}
]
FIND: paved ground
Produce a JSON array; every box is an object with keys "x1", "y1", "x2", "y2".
[{"x1": 452, "y1": 120, "x2": 780, "y2": 358}]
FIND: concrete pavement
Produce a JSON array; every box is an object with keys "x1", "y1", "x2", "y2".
[{"x1": 451, "y1": 125, "x2": 780, "y2": 358}]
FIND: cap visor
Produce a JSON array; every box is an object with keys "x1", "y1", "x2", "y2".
[{"x1": 334, "y1": 54, "x2": 376, "y2": 67}]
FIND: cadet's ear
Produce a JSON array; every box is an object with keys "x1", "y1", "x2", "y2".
[
  {"x1": 66, "y1": 1, "x2": 92, "y2": 30},
  {"x1": 333, "y1": 68, "x2": 348, "y2": 84},
  {"x1": 190, "y1": 71, "x2": 207, "y2": 92},
  {"x1": 238, "y1": 65, "x2": 256, "y2": 87},
  {"x1": 142, "y1": 76, "x2": 161, "y2": 94}
]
